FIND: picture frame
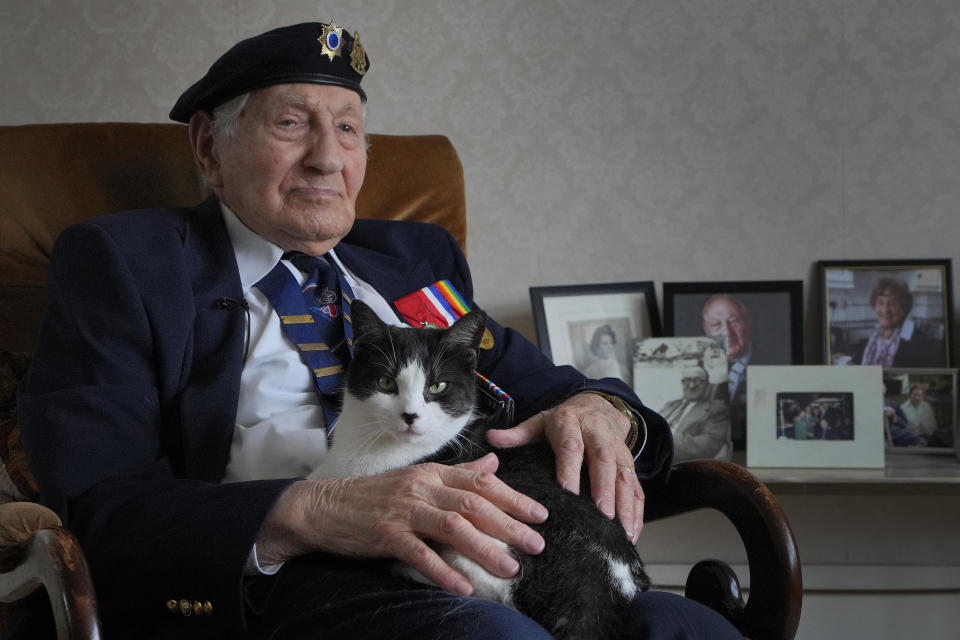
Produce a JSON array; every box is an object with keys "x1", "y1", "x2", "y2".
[
  {"x1": 662, "y1": 280, "x2": 804, "y2": 450},
  {"x1": 631, "y1": 336, "x2": 733, "y2": 463},
  {"x1": 818, "y1": 259, "x2": 953, "y2": 367},
  {"x1": 529, "y1": 282, "x2": 660, "y2": 389},
  {"x1": 746, "y1": 365, "x2": 885, "y2": 469},
  {"x1": 882, "y1": 368, "x2": 958, "y2": 453}
]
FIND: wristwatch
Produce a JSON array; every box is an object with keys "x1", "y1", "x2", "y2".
[{"x1": 581, "y1": 391, "x2": 645, "y2": 457}]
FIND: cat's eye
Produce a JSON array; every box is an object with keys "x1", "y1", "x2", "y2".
[
  {"x1": 428, "y1": 381, "x2": 448, "y2": 394},
  {"x1": 377, "y1": 376, "x2": 398, "y2": 393}
]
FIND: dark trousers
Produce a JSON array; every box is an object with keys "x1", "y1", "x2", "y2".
[
  {"x1": 240, "y1": 554, "x2": 742, "y2": 640},
  {"x1": 4, "y1": 555, "x2": 742, "y2": 639}
]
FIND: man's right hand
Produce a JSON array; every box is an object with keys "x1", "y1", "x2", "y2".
[{"x1": 254, "y1": 452, "x2": 548, "y2": 596}]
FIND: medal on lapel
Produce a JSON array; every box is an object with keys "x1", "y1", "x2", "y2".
[{"x1": 394, "y1": 280, "x2": 495, "y2": 349}]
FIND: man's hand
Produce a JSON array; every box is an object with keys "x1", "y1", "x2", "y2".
[
  {"x1": 255, "y1": 453, "x2": 548, "y2": 596},
  {"x1": 485, "y1": 393, "x2": 644, "y2": 543}
]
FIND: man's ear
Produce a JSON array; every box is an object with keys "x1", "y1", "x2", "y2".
[{"x1": 188, "y1": 111, "x2": 223, "y2": 189}]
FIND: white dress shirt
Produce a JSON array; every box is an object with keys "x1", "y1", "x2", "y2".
[
  {"x1": 219, "y1": 205, "x2": 403, "y2": 483},
  {"x1": 219, "y1": 205, "x2": 409, "y2": 575}
]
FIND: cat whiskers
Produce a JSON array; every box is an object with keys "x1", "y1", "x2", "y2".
[
  {"x1": 365, "y1": 339, "x2": 400, "y2": 373},
  {"x1": 343, "y1": 418, "x2": 391, "y2": 464},
  {"x1": 430, "y1": 340, "x2": 452, "y2": 373},
  {"x1": 451, "y1": 426, "x2": 487, "y2": 460}
]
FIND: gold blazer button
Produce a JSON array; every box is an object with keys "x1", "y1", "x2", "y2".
[{"x1": 179, "y1": 599, "x2": 193, "y2": 616}]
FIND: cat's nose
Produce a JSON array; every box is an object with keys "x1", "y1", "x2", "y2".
[{"x1": 401, "y1": 412, "x2": 418, "y2": 426}]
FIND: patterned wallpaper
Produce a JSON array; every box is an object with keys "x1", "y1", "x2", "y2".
[{"x1": 3, "y1": 0, "x2": 960, "y2": 362}]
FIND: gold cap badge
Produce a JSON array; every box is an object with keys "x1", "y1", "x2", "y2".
[
  {"x1": 350, "y1": 31, "x2": 368, "y2": 76},
  {"x1": 319, "y1": 21, "x2": 344, "y2": 61}
]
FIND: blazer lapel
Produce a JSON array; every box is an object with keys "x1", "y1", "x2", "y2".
[
  {"x1": 178, "y1": 198, "x2": 247, "y2": 481},
  {"x1": 334, "y1": 241, "x2": 436, "y2": 308}
]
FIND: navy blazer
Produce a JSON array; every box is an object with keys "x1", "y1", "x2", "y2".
[{"x1": 19, "y1": 198, "x2": 671, "y2": 636}]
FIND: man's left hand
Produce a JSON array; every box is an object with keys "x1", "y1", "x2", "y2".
[{"x1": 485, "y1": 392, "x2": 643, "y2": 543}]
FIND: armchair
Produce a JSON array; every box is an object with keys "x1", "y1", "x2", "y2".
[{"x1": 0, "y1": 123, "x2": 801, "y2": 640}]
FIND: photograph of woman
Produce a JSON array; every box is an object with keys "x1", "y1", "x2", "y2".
[
  {"x1": 855, "y1": 277, "x2": 943, "y2": 366},
  {"x1": 822, "y1": 263, "x2": 951, "y2": 367}
]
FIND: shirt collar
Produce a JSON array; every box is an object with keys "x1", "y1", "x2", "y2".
[
  {"x1": 221, "y1": 203, "x2": 284, "y2": 289},
  {"x1": 733, "y1": 342, "x2": 753, "y2": 365},
  {"x1": 221, "y1": 203, "x2": 353, "y2": 290}
]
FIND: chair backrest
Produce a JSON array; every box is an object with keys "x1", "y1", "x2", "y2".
[{"x1": 0, "y1": 123, "x2": 467, "y2": 352}]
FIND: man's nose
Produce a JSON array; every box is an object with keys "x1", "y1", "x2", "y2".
[{"x1": 303, "y1": 126, "x2": 343, "y2": 173}]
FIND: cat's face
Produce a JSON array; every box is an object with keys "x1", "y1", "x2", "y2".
[{"x1": 343, "y1": 301, "x2": 487, "y2": 450}]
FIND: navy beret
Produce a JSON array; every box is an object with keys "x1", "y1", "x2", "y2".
[{"x1": 169, "y1": 21, "x2": 370, "y2": 123}]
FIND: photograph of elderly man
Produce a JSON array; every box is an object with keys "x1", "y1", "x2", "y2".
[{"x1": 664, "y1": 282, "x2": 803, "y2": 448}]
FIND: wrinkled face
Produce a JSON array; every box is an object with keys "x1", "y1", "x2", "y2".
[
  {"x1": 702, "y1": 298, "x2": 751, "y2": 360},
  {"x1": 680, "y1": 371, "x2": 708, "y2": 401},
  {"x1": 873, "y1": 293, "x2": 906, "y2": 331},
  {"x1": 207, "y1": 83, "x2": 367, "y2": 254}
]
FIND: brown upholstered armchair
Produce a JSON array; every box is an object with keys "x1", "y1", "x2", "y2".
[{"x1": 0, "y1": 123, "x2": 801, "y2": 640}]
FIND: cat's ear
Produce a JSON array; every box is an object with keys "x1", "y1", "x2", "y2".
[
  {"x1": 350, "y1": 299, "x2": 389, "y2": 345},
  {"x1": 444, "y1": 310, "x2": 488, "y2": 354}
]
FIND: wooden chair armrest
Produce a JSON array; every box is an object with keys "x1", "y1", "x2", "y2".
[
  {"x1": 644, "y1": 459, "x2": 802, "y2": 640},
  {"x1": 0, "y1": 526, "x2": 102, "y2": 640}
]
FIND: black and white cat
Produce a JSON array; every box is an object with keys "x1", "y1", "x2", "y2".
[{"x1": 309, "y1": 300, "x2": 650, "y2": 639}]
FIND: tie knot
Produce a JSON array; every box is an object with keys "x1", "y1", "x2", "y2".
[{"x1": 283, "y1": 251, "x2": 331, "y2": 274}]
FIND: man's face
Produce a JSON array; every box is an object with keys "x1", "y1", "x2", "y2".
[
  {"x1": 680, "y1": 371, "x2": 708, "y2": 401},
  {"x1": 909, "y1": 387, "x2": 925, "y2": 406},
  {"x1": 207, "y1": 83, "x2": 367, "y2": 254},
  {"x1": 702, "y1": 298, "x2": 752, "y2": 361}
]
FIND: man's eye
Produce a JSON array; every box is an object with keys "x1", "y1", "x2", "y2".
[
  {"x1": 428, "y1": 381, "x2": 448, "y2": 394},
  {"x1": 377, "y1": 376, "x2": 398, "y2": 393}
]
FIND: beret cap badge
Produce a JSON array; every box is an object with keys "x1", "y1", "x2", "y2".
[
  {"x1": 350, "y1": 32, "x2": 368, "y2": 76},
  {"x1": 319, "y1": 21, "x2": 344, "y2": 61}
]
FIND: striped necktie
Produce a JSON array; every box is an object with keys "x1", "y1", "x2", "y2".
[{"x1": 254, "y1": 252, "x2": 355, "y2": 434}]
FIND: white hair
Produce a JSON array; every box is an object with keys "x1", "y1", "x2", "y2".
[{"x1": 210, "y1": 92, "x2": 250, "y2": 140}]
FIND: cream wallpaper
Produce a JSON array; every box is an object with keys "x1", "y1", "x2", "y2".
[{"x1": 2, "y1": 0, "x2": 959, "y2": 361}]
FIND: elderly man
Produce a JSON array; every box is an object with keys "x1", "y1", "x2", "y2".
[
  {"x1": 19, "y1": 22, "x2": 739, "y2": 640},
  {"x1": 701, "y1": 293, "x2": 768, "y2": 446},
  {"x1": 899, "y1": 384, "x2": 938, "y2": 441},
  {"x1": 701, "y1": 294, "x2": 755, "y2": 403},
  {"x1": 658, "y1": 367, "x2": 732, "y2": 462}
]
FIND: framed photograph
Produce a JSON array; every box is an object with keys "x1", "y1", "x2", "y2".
[
  {"x1": 631, "y1": 337, "x2": 732, "y2": 463},
  {"x1": 662, "y1": 280, "x2": 804, "y2": 450},
  {"x1": 818, "y1": 259, "x2": 953, "y2": 367},
  {"x1": 529, "y1": 282, "x2": 660, "y2": 388},
  {"x1": 882, "y1": 368, "x2": 958, "y2": 453},
  {"x1": 746, "y1": 365, "x2": 885, "y2": 469}
]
